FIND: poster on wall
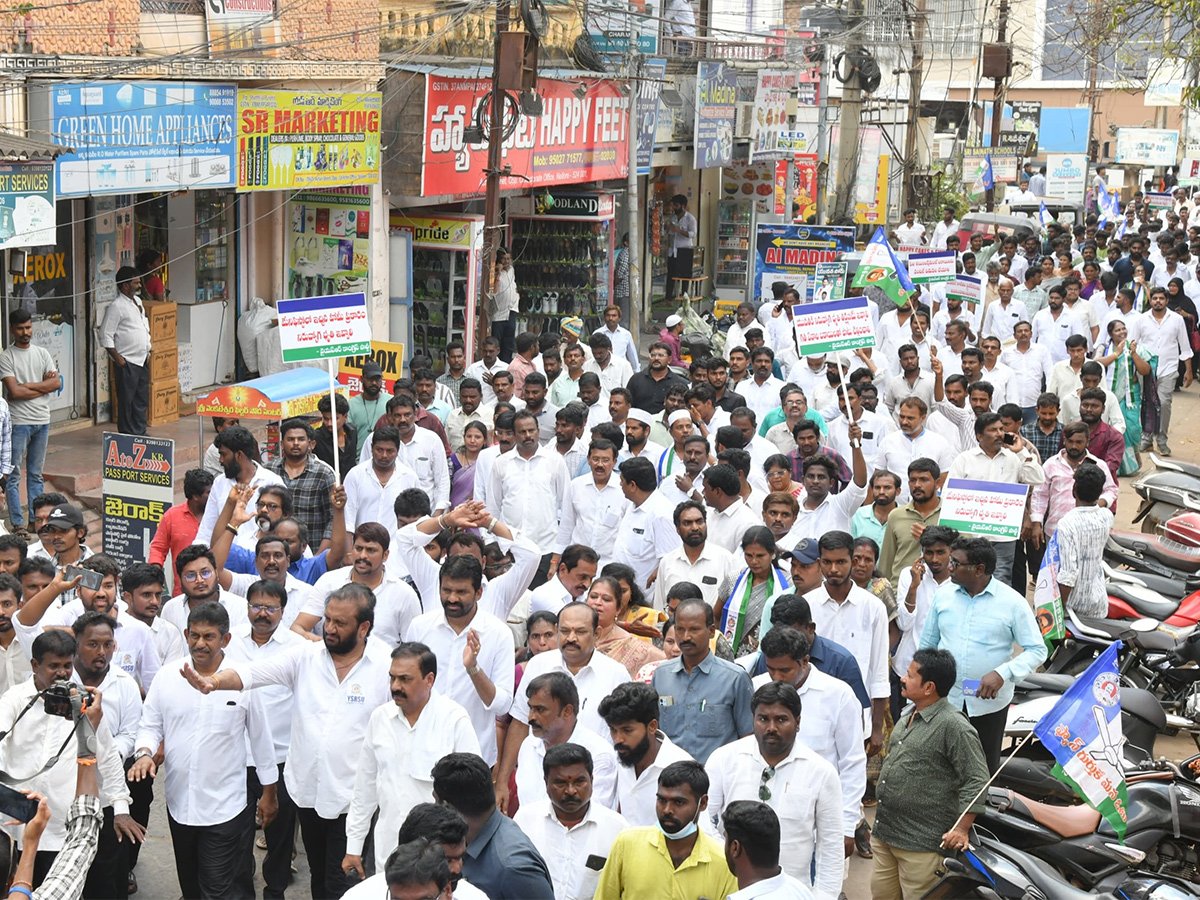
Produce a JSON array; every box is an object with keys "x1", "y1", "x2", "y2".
[
  {"x1": 752, "y1": 223, "x2": 855, "y2": 301},
  {"x1": 636, "y1": 59, "x2": 667, "y2": 175},
  {"x1": 749, "y1": 71, "x2": 796, "y2": 162},
  {"x1": 237, "y1": 90, "x2": 382, "y2": 191},
  {"x1": 48, "y1": 81, "x2": 237, "y2": 196},
  {"x1": 723, "y1": 163, "x2": 775, "y2": 214},
  {"x1": 102, "y1": 433, "x2": 174, "y2": 570},
  {"x1": 286, "y1": 188, "x2": 371, "y2": 300},
  {"x1": 205, "y1": 0, "x2": 279, "y2": 55},
  {"x1": 854, "y1": 128, "x2": 887, "y2": 224},
  {"x1": 793, "y1": 154, "x2": 818, "y2": 221},
  {"x1": 0, "y1": 162, "x2": 54, "y2": 250},
  {"x1": 1009, "y1": 100, "x2": 1041, "y2": 154},
  {"x1": 694, "y1": 62, "x2": 738, "y2": 170},
  {"x1": 422, "y1": 76, "x2": 628, "y2": 197}
]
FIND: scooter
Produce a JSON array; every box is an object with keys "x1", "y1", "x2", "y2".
[{"x1": 1131, "y1": 454, "x2": 1200, "y2": 535}]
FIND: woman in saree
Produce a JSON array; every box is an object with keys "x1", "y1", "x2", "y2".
[
  {"x1": 1094, "y1": 318, "x2": 1150, "y2": 474},
  {"x1": 449, "y1": 419, "x2": 487, "y2": 507},
  {"x1": 717, "y1": 526, "x2": 792, "y2": 657},
  {"x1": 587, "y1": 575, "x2": 665, "y2": 678}
]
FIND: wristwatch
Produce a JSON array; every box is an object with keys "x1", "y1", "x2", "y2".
[
  {"x1": 466, "y1": 665, "x2": 481, "y2": 677},
  {"x1": 133, "y1": 749, "x2": 153, "y2": 761}
]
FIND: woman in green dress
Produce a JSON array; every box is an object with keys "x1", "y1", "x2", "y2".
[{"x1": 1094, "y1": 318, "x2": 1151, "y2": 474}]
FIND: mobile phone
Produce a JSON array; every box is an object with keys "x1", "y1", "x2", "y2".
[
  {"x1": 1002, "y1": 432, "x2": 1017, "y2": 446},
  {"x1": 962, "y1": 679, "x2": 982, "y2": 697},
  {"x1": 0, "y1": 782, "x2": 40, "y2": 823},
  {"x1": 64, "y1": 565, "x2": 103, "y2": 592}
]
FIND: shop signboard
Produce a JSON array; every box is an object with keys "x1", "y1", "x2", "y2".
[
  {"x1": 205, "y1": 0, "x2": 279, "y2": 55},
  {"x1": 1115, "y1": 128, "x2": 1180, "y2": 167},
  {"x1": 338, "y1": 340, "x2": 406, "y2": 395},
  {"x1": 752, "y1": 223, "x2": 855, "y2": 302},
  {"x1": 237, "y1": 90, "x2": 382, "y2": 191},
  {"x1": 778, "y1": 130, "x2": 815, "y2": 153},
  {"x1": 749, "y1": 71, "x2": 796, "y2": 162},
  {"x1": 586, "y1": 0, "x2": 659, "y2": 54},
  {"x1": 962, "y1": 145, "x2": 1021, "y2": 184},
  {"x1": 422, "y1": 76, "x2": 628, "y2": 197},
  {"x1": 694, "y1": 62, "x2": 738, "y2": 170},
  {"x1": 276, "y1": 292, "x2": 371, "y2": 363},
  {"x1": 636, "y1": 59, "x2": 667, "y2": 175},
  {"x1": 0, "y1": 161, "x2": 53, "y2": 251},
  {"x1": 102, "y1": 432, "x2": 173, "y2": 569},
  {"x1": 287, "y1": 188, "x2": 371, "y2": 300},
  {"x1": 49, "y1": 81, "x2": 237, "y2": 196},
  {"x1": 1045, "y1": 154, "x2": 1087, "y2": 203}
]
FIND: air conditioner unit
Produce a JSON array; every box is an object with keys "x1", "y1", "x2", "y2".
[
  {"x1": 933, "y1": 137, "x2": 957, "y2": 161},
  {"x1": 734, "y1": 102, "x2": 755, "y2": 138}
]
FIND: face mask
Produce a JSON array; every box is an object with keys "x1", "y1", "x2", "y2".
[{"x1": 658, "y1": 813, "x2": 699, "y2": 841}]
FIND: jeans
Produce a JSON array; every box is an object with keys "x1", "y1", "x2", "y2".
[
  {"x1": 491, "y1": 318, "x2": 516, "y2": 363},
  {"x1": 1156, "y1": 370, "x2": 1179, "y2": 442},
  {"x1": 7, "y1": 423, "x2": 48, "y2": 528},
  {"x1": 992, "y1": 540, "x2": 1017, "y2": 592}
]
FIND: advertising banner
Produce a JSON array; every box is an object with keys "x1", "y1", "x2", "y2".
[
  {"x1": 0, "y1": 162, "x2": 54, "y2": 250},
  {"x1": 813, "y1": 262, "x2": 847, "y2": 302},
  {"x1": 752, "y1": 224, "x2": 855, "y2": 302},
  {"x1": 586, "y1": 0, "x2": 659, "y2": 54},
  {"x1": 287, "y1": 188, "x2": 371, "y2": 300},
  {"x1": 792, "y1": 297, "x2": 874, "y2": 355},
  {"x1": 338, "y1": 340, "x2": 406, "y2": 395},
  {"x1": 694, "y1": 62, "x2": 738, "y2": 170},
  {"x1": 1115, "y1": 128, "x2": 1180, "y2": 167},
  {"x1": 793, "y1": 154, "x2": 818, "y2": 221},
  {"x1": 102, "y1": 433, "x2": 173, "y2": 569},
  {"x1": 962, "y1": 146, "x2": 1021, "y2": 184},
  {"x1": 276, "y1": 293, "x2": 371, "y2": 363},
  {"x1": 939, "y1": 478, "x2": 1030, "y2": 539},
  {"x1": 749, "y1": 71, "x2": 796, "y2": 162},
  {"x1": 946, "y1": 274, "x2": 983, "y2": 305},
  {"x1": 1010, "y1": 100, "x2": 1041, "y2": 154},
  {"x1": 423, "y1": 76, "x2": 628, "y2": 197},
  {"x1": 205, "y1": 0, "x2": 279, "y2": 55},
  {"x1": 907, "y1": 250, "x2": 957, "y2": 284},
  {"x1": 636, "y1": 59, "x2": 667, "y2": 175},
  {"x1": 1045, "y1": 154, "x2": 1087, "y2": 203},
  {"x1": 51, "y1": 81, "x2": 236, "y2": 196},
  {"x1": 237, "y1": 90, "x2": 381, "y2": 191}
]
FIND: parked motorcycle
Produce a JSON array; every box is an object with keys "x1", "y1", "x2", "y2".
[{"x1": 1130, "y1": 455, "x2": 1200, "y2": 535}]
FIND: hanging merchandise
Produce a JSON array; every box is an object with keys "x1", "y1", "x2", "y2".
[{"x1": 286, "y1": 188, "x2": 371, "y2": 300}]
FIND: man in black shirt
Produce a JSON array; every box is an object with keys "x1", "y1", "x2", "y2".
[{"x1": 627, "y1": 342, "x2": 688, "y2": 414}]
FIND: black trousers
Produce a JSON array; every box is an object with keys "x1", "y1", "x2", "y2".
[
  {"x1": 125, "y1": 755, "x2": 153, "y2": 869},
  {"x1": 667, "y1": 248, "x2": 694, "y2": 300},
  {"x1": 491, "y1": 318, "x2": 516, "y2": 363},
  {"x1": 295, "y1": 806, "x2": 353, "y2": 900},
  {"x1": 167, "y1": 803, "x2": 256, "y2": 899},
  {"x1": 248, "y1": 763, "x2": 298, "y2": 900},
  {"x1": 114, "y1": 359, "x2": 149, "y2": 435},
  {"x1": 967, "y1": 705, "x2": 1009, "y2": 774},
  {"x1": 84, "y1": 806, "x2": 130, "y2": 899}
]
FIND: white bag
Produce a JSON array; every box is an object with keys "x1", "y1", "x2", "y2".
[{"x1": 237, "y1": 297, "x2": 274, "y2": 374}]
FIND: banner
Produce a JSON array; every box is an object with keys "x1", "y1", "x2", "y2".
[
  {"x1": 287, "y1": 188, "x2": 371, "y2": 300},
  {"x1": 237, "y1": 90, "x2": 381, "y2": 191},
  {"x1": 774, "y1": 160, "x2": 787, "y2": 216},
  {"x1": 205, "y1": 0, "x2": 279, "y2": 55},
  {"x1": 946, "y1": 274, "x2": 983, "y2": 306},
  {"x1": 939, "y1": 478, "x2": 1030, "y2": 539},
  {"x1": 778, "y1": 130, "x2": 816, "y2": 153},
  {"x1": 276, "y1": 293, "x2": 371, "y2": 363},
  {"x1": 423, "y1": 76, "x2": 628, "y2": 197},
  {"x1": 723, "y1": 163, "x2": 775, "y2": 214},
  {"x1": 1045, "y1": 154, "x2": 1087, "y2": 203},
  {"x1": 1034, "y1": 531, "x2": 1065, "y2": 649},
  {"x1": 636, "y1": 59, "x2": 667, "y2": 175},
  {"x1": 850, "y1": 227, "x2": 916, "y2": 308},
  {"x1": 102, "y1": 433, "x2": 173, "y2": 570},
  {"x1": 0, "y1": 162, "x2": 54, "y2": 250},
  {"x1": 1032, "y1": 642, "x2": 1129, "y2": 840},
  {"x1": 1145, "y1": 191, "x2": 1173, "y2": 212},
  {"x1": 792, "y1": 297, "x2": 874, "y2": 355},
  {"x1": 813, "y1": 262, "x2": 846, "y2": 302},
  {"x1": 586, "y1": 0, "x2": 659, "y2": 54},
  {"x1": 907, "y1": 251, "x2": 957, "y2": 284},
  {"x1": 1009, "y1": 100, "x2": 1041, "y2": 154},
  {"x1": 1115, "y1": 128, "x2": 1180, "y2": 167},
  {"x1": 854, "y1": 127, "x2": 887, "y2": 224},
  {"x1": 694, "y1": 62, "x2": 738, "y2": 170},
  {"x1": 749, "y1": 71, "x2": 796, "y2": 162},
  {"x1": 793, "y1": 154, "x2": 818, "y2": 221},
  {"x1": 50, "y1": 81, "x2": 236, "y2": 196},
  {"x1": 963, "y1": 146, "x2": 1020, "y2": 184},
  {"x1": 338, "y1": 340, "x2": 406, "y2": 395},
  {"x1": 752, "y1": 224, "x2": 855, "y2": 303}
]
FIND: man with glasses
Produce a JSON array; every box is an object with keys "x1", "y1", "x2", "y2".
[
  {"x1": 226, "y1": 579, "x2": 305, "y2": 900},
  {"x1": 161, "y1": 545, "x2": 249, "y2": 636},
  {"x1": 704, "y1": 681, "x2": 843, "y2": 898}
]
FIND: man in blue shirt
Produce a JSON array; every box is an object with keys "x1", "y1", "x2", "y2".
[{"x1": 919, "y1": 537, "x2": 1047, "y2": 772}]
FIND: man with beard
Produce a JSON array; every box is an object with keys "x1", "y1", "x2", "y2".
[
  {"x1": 851, "y1": 470, "x2": 900, "y2": 548},
  {"x1": 1029, "y1": 422, "x2": 1117, "y2": 572},
  {"x1": 162, "y1": 544, "x2": 251, "y2": 635},
  {"x1": 762, "y1": 491, "x2": 798, "y2": 543},
  {"x1": 359, "y1": 396, "x2": 450, "y2": 515},
  {"x1": 574, "y1": 375, "x2": 608, "y2": 432},
  {"x1": 874, "y1": 397, "x2": 955, "y2": 505},
  {"x1": 119, "y1": 560, "x2": 186, "y2": 666},
  {"x1": 553, "y1": 404, "x2": 589, "y2": 479},
  {"x1": 706, "y1": 682, "x2": 843, "y2": 897},
  {"x1": 132, "y1": 603, "x2": 276, "y2": 899},
  {"x1": 293, "y1": 523, "x2": 421, "y2": 648},
  {"x1": 598, "y1": 681, "x2": 693, "y2": 827},
  {"x1": 36, "y1": 503, "x2": 93, "y2": 573},
  {"x1": 196, "y1": 424, "x2": 285, "y2": 549},
  {"x1": 550, "y1": 344, "x2": 587, "y2": 409},
  {"x1": 1078, "y1": 387, "x2": 1124, "y2": 481},
  {"x1": 413, "y1": 367, "x2": 452, "y2": 423},
  {"x1": 223, "y1": 580, "x2": 305, "y2": 900},
  {"x1": 521, "y1": 372, "x2": 559, "y2": 443},
  {"x1": 705, "y1": 357, "x2": 746, "y2": 413},
  {"x1": 622, "y1": 407, "x2": 667, "y2": 464},
  {"x1": 656, "y1": 409, "x2": 698, "y2": 483},
  {"x1": 514, "y1": 742, "x2": 628, "y2": 900},
  {"x1": 0, "y1": 573, "x2": 25, "y2": 695},
  {"x1": 1032, "y1": 285, "x2": 1086, "y2": 363},
  {"x1": 71, "y1": 610, "x2": 145, "y2": 898},
  {"x1": 514, "y1": 672, "x2": 619, "y2": 811},
  {"x1": 342, "y1": 642, "x2": 479, "y2": 879},
  {"x1": 627, "y1": 343, "x2": 688, "y2": 414},
  {"x1": 181, "y1": 584, "x2": 391, "y2": 899},
  {"x1": 220, "y1": 484, "x2": 349, "y2": 586},
  {"x1": 585, "y1": 332, "x2": 633, "y2": 397},
  {"x1": 445, "y1": 378, "x2": 492, "y2": 454},
  {"x1": 893, "y1": 526, "x2": 957, "y2": 720},
  {"x1": 348, "y1": 360, "x2": 392, "y2": 455},
  {"x1": 594, "y1": 761, "x2": 738, "y2": 900},
  {"x1": 656, "y1": 433, "x2": 708, "y2": 507},
  {"x1": 786, "y1": 419, "x2": 848, "y2": 495},
  {"x1": 348, "y1": 421, "x2": 431, "y2": 530},
  {"x1": 879, "y1": 458, "x2": 944, "y2": 583},
  {"x1": 266, "y1": 418, "x2": 335, "y2": 552},
  {"x1": 884, "y1": 345, "x2": 935, "y2": 422},
  {"x1": 466, "y1": 336, "x2": 506, "y2": 404},
  {"x1": 652, "y1": 501, "x2": 737, "y2": 611},
  {"x1": 553, "y1": 440, "x2": 622, "y2": 575}
]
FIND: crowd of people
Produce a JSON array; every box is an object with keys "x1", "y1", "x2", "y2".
[{"x1": 0, "y1": 196, "x2": 1192, "y2": 900}]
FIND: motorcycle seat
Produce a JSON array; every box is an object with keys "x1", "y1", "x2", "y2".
[
  {"x1": 1020, "y1": 672, "x2": 1077, "y2": 692},
  {"x1": 1131, "y1": 628, "x2": 1177, "y2": 653},
  {"x1": 1107, "y1": 583, "x2": 1179, "y2": 620},
  {"x1": 1156, "y1": 457, "x2": 1200, "y2": 479},
  {"x1": 1073, "y1": 616, "x2": 1136, "y2": 641},
  {"x1": 1003, "y1": 789, "x2": 1102, "y2": 838},
  {"x1": 1109, "y1": 532, "x2": 1200, "y2": 574}
]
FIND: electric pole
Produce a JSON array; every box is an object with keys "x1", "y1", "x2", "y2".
[
  {"x1": 480, "y1": 0, "x2": 511, "y2": 342},
  {"x1": 626, "y1": 51, "x2": 642, "y2": 338},
  {"x1": 903, "y1": 0, "x2": 926, "y2": 210},
  {"x1": 986, "y1": 0, "x2": 1008, "y2": 212},
  {"x1": 832, "y1": 0, "x2": 864, "y2": 223}
]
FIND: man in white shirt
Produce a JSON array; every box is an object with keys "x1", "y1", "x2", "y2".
[
  {"x1": 739, "y1": 349, "x2": 787, "y2": 423},
  {"x1": 1032, "y1": 286, "x2": 1086, "y2": 363},
  {"x1": 121, "y1": 565, "x2": 186, "y2": 665},
  {"x1": 982, "y1": 277, "x2": 1027, "y2": 343},
  {"x1": 342, "y1": 641, "x2": 480, "y2": 877},
  {"x1": 929, "y1": 207, "x2": 959, "y2": 251},
  {"x1": 701, "y1": 463, "x2": 762, "y2": 553},
  {"x1": 343, "y1": 425, "x2": 422, "y2": 531},
  {"x1": 465, "y1": 336, "x2": 506, "y2": 404},
  {"x1": 514, "y1": 672, "x2": 619, "y2": 811},
  {"x1": 1138, "y1": 286, "x2": 1194, "y2": 455},
  {"x1": 665, "y1": 194, "x2": 698, "y2": 300},
  {"x1": 652, "y1": 500, "x2": 738, "y2": 611},
  {"x1": 884, "y1": 345, "x2": 936, "y2": 422},
  {"x1": 555, "y1": 439, "x2": 626, "y2": 571},
  {"x1": 445, "y1": 378, "x2": 493, "y2": 454},
  {"x1": 584, "y1": 333, "x2": 634, "y2": 396},
  {"x1": 530, "y1": 545, "x2": 599, "y2": 616},
  {"x1": 805, "y1": 531, "x2": 891, "y2": 757},
  {"x1": 100, "y1": 266, "x2": 152, "y2": 434},
  {"x1": 893, "y1": 525, "x2": 956, "y2": 716},
  {"x1": 612, "y1": 457, "x2": 683, "y2": 589},
  {"x1": 474, "y1": 410, "x2": 516, "y2": 510},
  {"x1": 513, "y1": 742, "x2": 628, "y2": 900},
  {"x1": 622, "y1": 408, "x2": 667, "y2": 464},
  {"x1": 1002, "y1": 321, "x2": 1055, "y2": 420},
  {"x1": 0, "y1": 574, "x2": 26, "y2": 698},
  {"x1": 781, "y1": 423, "x2": 868, "y2": 551},
  {"x1": 875, "y1": 397, "x2": 956, "y2": 504},
  {"x1": 497, "y1": 601, "x2": 631, "y2": 813},
  {"x1": 360, "y1": 395, "x2": 451, "y2": 515},
  {"x1": 706, "y1": 681, "x2": 843, "y2": 898},
  {"x1": 196, "y1": 425, "x2": 286, "y2": 548},
  {"x1": 892, "y1": 208, "x2": 926, "y2": 248},
  {"x1": 592, "y1": 305, "x2": 641, "y2": 374},
  {"x1": 178, "y1": 583, "x2": 393, "y2": 900},
  {"x1": 129, "y1": 602, "x2": 276, "y2": 899},
  {"x1": 826, "y1": 384, "x2": 891, "y2": 479}
]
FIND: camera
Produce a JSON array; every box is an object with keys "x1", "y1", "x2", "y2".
[{"x1": 43, "y1": 682, "x2": 80, "y2": 720}]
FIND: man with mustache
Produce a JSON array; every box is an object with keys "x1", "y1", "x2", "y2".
[
  {"x1": 0, "y1": 572, "x2": 25, "y2": 695},
  {"x1": 342, "y1": 641, "x2": 479, "y2": 881},
  {"x1": 598, "y1": 681, "x2": 693, "y2": 827},
  {"x1": 195, "y1": 424, "x2": 285, "y2": 550},
  {"x1": 513, "y1": 742, "x2": 629, "y2": 900},
  {"x1": 180, "y1": 583, "x2": 392, "y2": 900}
]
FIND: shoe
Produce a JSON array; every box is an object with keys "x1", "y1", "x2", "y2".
[
  {"x1": 256, "y1": 833, "x2": 268, "y2": 850},
  {"x1": 127, "y1": 871, "x2": 138, "y2": 895},
  {"x1": 1139, "y1": 438, "x2": 1153, "y2": 452},
  {"x1": 1159, "y1": 441, "x2": 1172, "y2": 457},
  {"x1": 854, "y1": 819, "x2": 873, "y2": 858}
]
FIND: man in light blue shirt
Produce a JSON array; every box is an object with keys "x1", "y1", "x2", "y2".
[{"x1": 919, "y1": 536, "x2": 1046, "y2": 772}]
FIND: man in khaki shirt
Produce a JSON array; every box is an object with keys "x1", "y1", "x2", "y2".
[{"x1": 879, "y1": 457, "x2": 943, "y2": 584}]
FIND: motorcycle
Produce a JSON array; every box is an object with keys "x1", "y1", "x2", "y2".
[{"x1": 1130, "y1": 455, "x2": 1200, "y2": 535}]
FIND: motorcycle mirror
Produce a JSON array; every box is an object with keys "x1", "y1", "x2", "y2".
[
  {"x1": 1129, "y1": 618, "x2": 1161, "y2": 633},
  {"x1": 1104, "y1": 842, "x2": 1146, "y2": 865}
]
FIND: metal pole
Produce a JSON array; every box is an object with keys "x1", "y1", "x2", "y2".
[
  {"x1": 832, "y1": 0, "x2": 864, "y2": 222},
  {"x1": 903, "y1": 0, "x2": 927, "y2": 210},
  {"x1": 480, "y1": 0, "x2": 510, "y2": 340},
  {"x1": 627, "y1": 53, "x2": 642, "y2": 339},
  {"x1": 987, "y1": 0, "x2": 1008, "y2": 212}
]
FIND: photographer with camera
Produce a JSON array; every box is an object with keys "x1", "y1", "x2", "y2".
[{"x1": 0, "y1": 630, "x2": 138, "y2": 890}]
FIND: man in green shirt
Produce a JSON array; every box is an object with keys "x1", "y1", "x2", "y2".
[
  {"x1": 872, "y1": 647, "x2": 989, "y2": 899},
  {"x1": 879, "y1": 457, "x2": 943, "y2": 584},
  {"x1": 346, "y1": 360, "x2": 391, "y2": 457}
]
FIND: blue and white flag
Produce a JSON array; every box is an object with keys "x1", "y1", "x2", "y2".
[
  {"x1": 1033, "y1": 532, "x2": 1064, "y2": 648},
  {"x1": 1038, "y1": 201, "x2": 1054, "y2": 232},
  {"x1": 1032, "y1": 641, "x2": 1129, "y2": 840},
  {"x1": 968, "y1": 155, "x2": 996, "y2": 203}
]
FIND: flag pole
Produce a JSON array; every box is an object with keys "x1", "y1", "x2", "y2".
[
  {"x1": 941, "y1": 731, "x2": 1036, "y2": 846},
  {"x1": 833, "y1": 354, "x2": 860, "y2": 449}
]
